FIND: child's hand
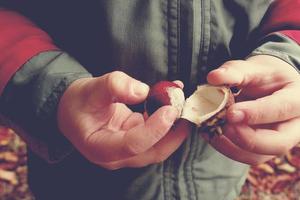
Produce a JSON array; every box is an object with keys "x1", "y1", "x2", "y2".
[
  {"x1": 206, "y1": 55, "x2": 300, "y2": 165},
  {"x1": 57, "y1": 71, "x2": 190, "y2": 169}
]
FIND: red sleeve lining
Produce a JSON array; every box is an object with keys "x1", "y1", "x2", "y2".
[
  {"x1": 0, "y1": 10, "x2": 58, "y2": 95},
  {"x1": 280, "y1": 30, "x2": 300, "y2": 45},
  {"x1": 262, "y1": 0, "x2": 300, "y2": 34}
]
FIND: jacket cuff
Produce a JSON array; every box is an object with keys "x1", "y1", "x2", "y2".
[
  {"x1": 248, "y1": 32, "x2": 300, "y2": 73},
  {"x1": 0, "y1": 9, "x2": 58, "y2": 95},
  {"x1": 0, "y1": 50, "x2": 92, "y2": 163}
]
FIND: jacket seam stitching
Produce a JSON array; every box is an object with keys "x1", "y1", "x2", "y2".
[{"x1": 177, "y1": 0, "x2": 181, "y2": 79}]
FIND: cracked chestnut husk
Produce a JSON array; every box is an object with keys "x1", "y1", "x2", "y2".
[{"x1": 144, "y1": 81, "x2": 235, "y2": 137}]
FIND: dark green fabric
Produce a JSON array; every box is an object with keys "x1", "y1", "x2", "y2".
[
  {"x1": 249, "y1": 33, "x2": 300, "y2": 72},
  {"x1": 1, "y1": 0, "x2": 300, "y2": 199},
  {"x1": 0, "y1": 51, "x2": 92, "y2": 162}
]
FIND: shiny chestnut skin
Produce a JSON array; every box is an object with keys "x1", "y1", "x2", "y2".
[{"x1": 144, "y1": 81, "x2": 184, "y2": 116}]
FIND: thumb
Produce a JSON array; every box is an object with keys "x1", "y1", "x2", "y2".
[
  {"x1": 207, "y1": 56, "x2": 296, "y2": 87},
  {"x1": 87, "y1": 71, "x2": 149, "y2": 105},
  {"x1": 207, "y1": 60, "x2": 258, "y2": 87}
]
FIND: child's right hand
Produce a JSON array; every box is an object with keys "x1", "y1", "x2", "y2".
[{"x1": 57, "y1": 71, "x2": 190, "y2": 169}]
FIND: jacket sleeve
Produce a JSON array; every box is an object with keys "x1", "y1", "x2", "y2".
[
  {"x1": 248, "y1": 0, "x2": 300, "y2": 70},
  {"x1": 0, "y1": 9, "x2": 92, "y2": 162}
]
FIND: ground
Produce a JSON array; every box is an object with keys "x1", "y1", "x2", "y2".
[{"x1": 0, "y1": 126, "x2": 300, "y2": 200}]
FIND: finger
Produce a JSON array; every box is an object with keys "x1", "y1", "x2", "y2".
[
  {"x1": 223, "y1": 118, "x2": 300, "y2": 155},
  {"x1": 137, "y1": 119, "x2": 190, "y2": 165},
  {"x1": 88, "y1": 71, "x2": 149, "y2": 105},
  {"x1": 227, "y1": 88, "x2": 300, "y2": 124},
  {"x1": 207, "y1": 59, "x2": 282, "y2": 87},
  {"x1": 78, "y1": 104, "x2": 133, "y2": 162},
  {"x1": 97, "y1": 119, "x2": 191, "y2": 169},
  {"x1": 85, "y1": 105, "x2": 178, "y2": 162},
  {"x1": 103, "y1": 103, "x2": 134, "y2": 130},
  {"x1": 123, "y1": 105, "x2": 178, "y2": 155},
  {"x1": 202, "y1": 133, "x2": 273, "y2": 165},
  {"x1": 121, "y1": 112, "x2": 145, "y2": 130},
  {"x1": 207, "y1": 61, "x2": 247, "y2": 86}
]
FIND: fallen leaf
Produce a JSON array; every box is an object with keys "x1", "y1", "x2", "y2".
[
  {"x1": 247, "y1": 173, "x2": 259, "y2": 186},
  {"x1": 271, "y1": 180, "x2": 291, "y2": 194},
  {"x1": 277, "y1": 163, "x2": 296, "y2": 173},
  {"x1": 0, "y1": 152, "x2": 18, "y2": 163},
  {"x1": 256, "y1": 163, "x2": 275, "y2": 174},
  {"x1": 0, "y1": 127, "x2": 13, "y2": 146},
  {"x1": 273, "y1": 157, "x2": 283, "y2": 165},
  {"x1": 0, "y1": 163, "x2": 17, "y2": 170},
  {"x1": 0, "y1": 169, "x2": 18, "y2": 185}
]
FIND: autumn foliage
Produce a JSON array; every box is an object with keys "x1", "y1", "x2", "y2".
[{"x1": 0, "y1": 125, "x2": 299, "y2": 200}]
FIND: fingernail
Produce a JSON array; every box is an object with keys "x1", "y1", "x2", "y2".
[
  {"x1": 133, "y1": 82, "x2": 149, "y2": 97},
  {"x1": 164, "y1": 108, "x2": 178, "y2": 123},
  {"x1": 227, "y1": 110, "x2": 245, "y2": 123}
]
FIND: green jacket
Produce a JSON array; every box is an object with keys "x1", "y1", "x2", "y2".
[{"x1": 0, "y1": 0, "x2": 300, "y2": 199}]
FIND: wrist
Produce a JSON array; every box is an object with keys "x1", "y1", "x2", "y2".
[{"x1": 57, "y1": 77, "x2": 94, "y2": 136}]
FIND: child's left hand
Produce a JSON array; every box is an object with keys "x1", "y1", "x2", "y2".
[{"x1": 205, "y1": 55, "x2": 300, "y2": 165}]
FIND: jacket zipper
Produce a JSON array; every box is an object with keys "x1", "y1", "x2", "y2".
[
  {"x1": 197, "y1": 0, "x2": 209, "y2": 84},
  {"x1": 178, "y1": 0, "x2": 194, "y2": 95}
]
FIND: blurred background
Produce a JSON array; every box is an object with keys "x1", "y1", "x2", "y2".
[{"x1": 0, "y1": 125, "x2": 300, "y2": 200}]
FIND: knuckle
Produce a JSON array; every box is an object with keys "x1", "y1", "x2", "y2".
[
  {"x1": 245, "y1": 108, "x2": 263, "y2": 124},
  {"x1": 107, "y1": 71, "x2": 125, "y2": 90},
  {"x1": 222, "y1": 60, "x2": 243, "y2": 69},
  {"x1": 124, "y1": 140, "x2": 145, "y2": 156},
  {"x1": 276, "y1": 101, "x2": 293, "y2": 120},
  {"x1": 107, "y1": 71, "x2": 134, "y2": 101},
  {"x1": 109, "y1": 71, "x2": 126, "y2": 79}
]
